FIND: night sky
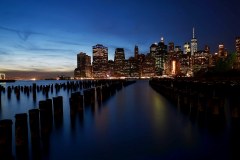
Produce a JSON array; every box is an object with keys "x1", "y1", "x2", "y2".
[{"x1": 0, "y1": 0, "x2": 240, "y2": 78}]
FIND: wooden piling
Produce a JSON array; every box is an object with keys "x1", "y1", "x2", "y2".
[
  {"x1": 15, "y1": 113, "x2": 29, "y2": 160},
  {"x1": 0, "y1": 119, "x2": 13, "y2": 159}
]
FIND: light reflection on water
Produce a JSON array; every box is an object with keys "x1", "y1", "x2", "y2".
[{"x1": 0, "y1": 80, "x2": 238, "y2": 159}]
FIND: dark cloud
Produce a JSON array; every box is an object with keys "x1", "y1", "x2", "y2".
[
  {"x1": 0, "y1": 25, "x2": 44, "y2": 41},
  {"x1": 29, "y1": 48, "x2": 74, "y2": 53},
  {"x1": 0, "y1": 50, "x2": 10, "y2": 55},
  {"x1": 51, "y1": 40, "x2": 82, "y2": 46}
]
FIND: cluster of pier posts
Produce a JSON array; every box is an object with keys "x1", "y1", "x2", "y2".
[
  {"x1": 149, "y1": 78, "x2": 240, "y2": 127},
  {"x1": 69, "y1": 80, "x2": 136, "y2": 130},
  {"x1": 0, "y1": 95, "x2": 63, "y2": 160},
  {"x1": 0, "y1": 79, "x2": 136, "y2": 159}
]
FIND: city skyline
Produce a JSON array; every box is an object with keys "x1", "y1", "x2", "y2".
[{"x1": 0, "y1": 0, "x2": 240, "y2": 78}]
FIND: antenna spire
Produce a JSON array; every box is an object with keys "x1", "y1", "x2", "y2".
[{"x1": 193, "y1": 27, "x2": 195, "y2": 39}]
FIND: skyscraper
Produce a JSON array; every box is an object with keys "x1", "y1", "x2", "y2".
[
  {"x1": 184, "y1": 42, "x2": 191, "y2": 55},
  {"x1": 218, "y1": 44, "x2": 227, "y2": 58},
  {"x1": 77, "y1": 52, "x2": 90, "y2": 68},
  {"x1": 155, "y1": 37, "x2": 167, "y2": 75},
  {"x1": 150, "y1": 43, "x2": 158, "y2": 57},
  {"x1": 168, "y1": 42, "x2": 174, "y2": 53},
  {"x1": 134, "y1": 45, "x2": 139, "y2": 60},
  {"x1": 114, "y1": 48, "x2": 125, "y2": 76},
  {"x1": 92, "y1": 44, "x2": 108, "y2": 78},
  {"x1": 74, "y1": 52, "x2": 92, "y2": 78},
  {"x1": 191, "y1": 28, "x2": 198, "y2": 55}
]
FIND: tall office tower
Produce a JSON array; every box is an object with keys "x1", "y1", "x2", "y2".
[
  {"x1": 150, "y1": 43, "x2": 158, "y2": 57},
  {"x1": 77, "y1": 52, "x2": 86, "y2": 69},
  {"x1": 114, "y1": 48, "x2": 125, "y2": 76},
  {"x1": 92, "y1": 44, "x2": 108, "y2": 78},
  {"x1": 218, "y1": 44, "x2": 227, "y2": 58},
  {"x1": 168, "y1": 42, "x2": 174, "y2": 53},
  {"x1": 134, "y1": 45, "x2": 139, "y2": 60},
  {"x1": 184, "y1": 42, "x2": 191, "y2": 54},
  {"x1": 236, "y1": 37, "x2": 240, "y2": 54},
  {"x1": 142, "y1": 53, "x2": 155, "y2": 77},
  {"x1": 155, "y1": 37, "x2": 168, "y2": 75},
  {"x1": 191, "y1": 27, "x2": 198, "y2": 55},
  {"x1": 74, "y1": 52, "x2": 92, "y2": 78}
]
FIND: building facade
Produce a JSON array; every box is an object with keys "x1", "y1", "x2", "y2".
[
  {"x1": 184, "y1": 42, "x2": 191, "y2": 55},
  {"x1": 114, "y1": 48, "x2": 125, "y2": 77},
  {"x1": 155, "y1": 37, "x2": 168, "y2": 76},
  {"x1": 74, "y1": 52, "x2": 92, "y2": 78},
  {"x1": 235, "y1": 37, "x2": 240, "y2": 69},
  {"x1": 92, "y1": 44, "x2": 108, "y2": 78},
  {"x1": 191, "y1": 28, "x2": 198, "y2": 56}
]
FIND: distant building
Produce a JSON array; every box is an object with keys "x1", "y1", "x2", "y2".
[
  {"x1": 164, "y1": 45, "x2": 182, "y2": 76},
  {"x1": 108, "y1": 60, "x2": 114, "y2": 77},
  {"x1": 204, "y1": 45, "x2": 210, "y2": 54},
  {"x1": 150, "y1": 43, "x2": 158, "y2": 57},
  {"x1": 191, "y1": 28, "x2": 198, "y2": 56},
  {"x1": 184, "y1": 42, "x2": 191, "y2": 55},
  {"x1": 234, "y1": 37, "x2": 240, "y2": 69},
  {"x1": 137, "y1": 54, "x2": 146, "y2": 77},
  {"x1": 192, "y1": 50, "x2": 211, "y2": 74},
  {"x1": 236, "y1": 37, "x2": 240, "y2": 54},
  {"x1": 114, "y1": 48, "x2": 125, "y2": 77},
  {"x1": 155, "y1": 37, "x2": 168, "y2": 75},
  {"x1": 128, "y1": 57, "x2": 139, "y2": 77},
  {"x1": 142, "y1": 53, "x2": 155, "y2": 77},
  {"x1": 0, "y1": 73, "x2": 5, "y2": 80},
  {"x1": 134, "y1": 45, "x2": 139, "y2": 60},
  {"x1": 168, "y1": 42, "x2": 175, "y2": 53},
  {"x1": 74, "y1": 52, "x2": 92, "y2": 78},
  {"x1": 218, "y1": 44, "x2": 228, "y2": 58},
  {"x1": 92, "y1": 44, "x2": 108, "y2": 78}
]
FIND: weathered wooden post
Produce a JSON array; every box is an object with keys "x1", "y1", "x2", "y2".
[
  {"x1": 15, "y1": 113, "x2": 29, "y2": 160},
  {"x1": 53, "y1": 96, "x2": 63, "y2": 128},
  {"x1": 32, "y1": 83, "x2": 37, "y2": 102},
  {"x1": 0, "y1": 119, "x2": 13, "y2": 159},
  {"x1": 29, "y1": 109, "x2": 41, "y2": 160}
]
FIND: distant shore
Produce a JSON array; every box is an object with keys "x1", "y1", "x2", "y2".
[{"x1": 0, "y1": 79, "x2": 16, "y2": 83}]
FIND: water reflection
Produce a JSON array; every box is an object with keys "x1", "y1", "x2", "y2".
[{"x1": 1, "y1": 80, "x2": 240, "y2": 159}]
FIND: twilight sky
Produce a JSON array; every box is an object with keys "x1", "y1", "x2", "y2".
[{"x1": 0, "y1": 0, "x2": 240, "y2": 77}]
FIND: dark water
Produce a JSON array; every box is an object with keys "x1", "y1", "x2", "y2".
[{"x1": 0, "y1": 80, "x2": 239, "y2": 160}]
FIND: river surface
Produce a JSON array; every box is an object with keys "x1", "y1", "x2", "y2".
[{"x1": 0, "y1": 80, "x2": 239, "y2": 160}]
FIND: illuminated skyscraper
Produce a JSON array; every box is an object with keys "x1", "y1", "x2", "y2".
[
  {"x1": 191, "y1": 28, "x2": 198, "y2": 55},
  {"x1": 218, "y1": 44, "x2": 227, "y2": 58},
  {"x1": 184, "y1": 42, "x2": 191, "y2": 55},
  {"x1": 150, "y1": 43, "x2": 158, "y2": 57},
  {"x1": 114, "y1": 48, "x2": 125, "y2": 76},
  {"x1": 92, "y1": 44, "x2": 108, "y2": 78},
  {"x1": 155, "y1": 37, "x2": 167, "y2": 75}
]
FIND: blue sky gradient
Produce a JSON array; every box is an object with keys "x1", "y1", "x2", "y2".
[{"x1": 0, "y1": 0, "x2": 240, "y2": 75}]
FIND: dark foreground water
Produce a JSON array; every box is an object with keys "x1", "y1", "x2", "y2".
[{"x1": 0, "y1": 80, "x2": 239, "y2": 160}]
